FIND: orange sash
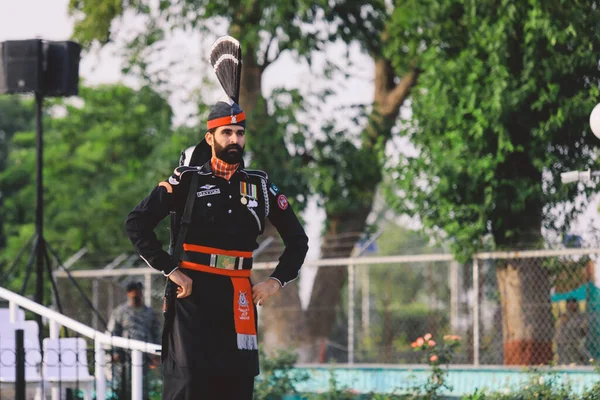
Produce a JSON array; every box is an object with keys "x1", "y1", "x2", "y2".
[
  {"x1": 231, "y1": 276, "x2": 258, "y2": 350},
  {"x1": 179, "y1": 260, "x2": 257, "y2": 350},
  {"x1": 179, "y1": 244, "x2": 258, "y2": 351}
]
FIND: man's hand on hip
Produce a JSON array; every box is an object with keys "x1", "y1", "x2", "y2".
[
  {"x1": 169, "y1": 269, "x2": 193, "y2": 298},
  {"x1": 252, "y1": 278, "x2": 281, "y2": 306}
]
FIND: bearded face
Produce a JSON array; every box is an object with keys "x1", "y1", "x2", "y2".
[
  {"x1": 208, "y1": 125, "x2": 246, "y2": 164},
  {"x1": 214, "y1": 140, "x2": 244, "y2": 164}
]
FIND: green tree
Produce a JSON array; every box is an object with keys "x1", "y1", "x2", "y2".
[
  {"x1": 68, "y1": 1, "x2": 418, "y2": 360},
  {"x1": 0, "y1": 84, "x2": 173, "y2": 294},
  {"x1": 385, "y1": 0, "x2": 600, "y2": 364},
  {"x1": 0, "y1": 96, "x2": 35, "y2": 249}
]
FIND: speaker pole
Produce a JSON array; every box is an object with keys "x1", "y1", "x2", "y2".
[{"x1": 34, "y1": 91, "x2": 44, "y2": 336}]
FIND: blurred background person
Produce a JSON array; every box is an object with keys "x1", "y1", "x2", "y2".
[
  {"x1": 555, "y1": 297, "x2": 588, "y2": 365},
  {"x1": 107, "y1": 281, "x2": 161, "y2": 399}
]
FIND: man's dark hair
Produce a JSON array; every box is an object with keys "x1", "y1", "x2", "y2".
[{"x1": 126, "y1": 281, "x2": 143, "y2": 292}]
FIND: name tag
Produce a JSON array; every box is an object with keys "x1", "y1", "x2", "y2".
[{"x1": 197, "y1": 189, "x2": 221, "y2": 197}]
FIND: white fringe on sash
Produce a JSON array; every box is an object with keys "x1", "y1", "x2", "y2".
[{"x1": 237, "y1": 334, "x2": 258, "y2": 350}]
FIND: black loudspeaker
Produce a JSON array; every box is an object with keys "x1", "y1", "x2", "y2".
[
  {"x1": 0, "y1": 39, "x2": 80, "y2": 97},
  {"x1": 43, "y1": 41, "x2": 81, "y2": 97},
  {"x1": 0, "y1": 40, "x2": 43, "y2": 94}
]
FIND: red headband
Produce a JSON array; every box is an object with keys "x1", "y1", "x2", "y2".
[{"x1": 207, "y1": 111, "x2": 246, "y2": 130}]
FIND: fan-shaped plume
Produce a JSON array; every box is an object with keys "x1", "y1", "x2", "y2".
[{"x1": 209, "y1": 36, "x2": 242, "y2": 104}]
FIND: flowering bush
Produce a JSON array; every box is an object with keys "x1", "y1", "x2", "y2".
[{"x1": 410, "y1": 333, "x2": 462, "y2": 398}]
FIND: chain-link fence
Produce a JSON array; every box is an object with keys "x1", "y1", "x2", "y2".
[
  {"x1": 53, "y1": 247, "x2": 600, "y2": 369},
  {"x1": 475, "y1": 249, "x2": 600, "y2": 367}
]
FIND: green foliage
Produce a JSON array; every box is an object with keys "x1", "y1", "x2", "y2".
[
  {"x1": 385, "y1": 0, "x2": 600, "y2": 261},
  {"x1": 0, "y1": 96, "x2": 35, "y2": 170},
  {"x1": 311, "y1": 123, "x2": 383, "y2": 216},
  {"x1": 460, "y1": 371, "x2": 593, "y2": 399},
  {"x1": 0, "y1": 84, "x2": 173, "y2": 288},
  {"x1": 0, "y1": 95, "x2": 35, "y2": 248},
  {"x1": 254, "y1": 348, "x2": 309, "y2": 400},
  {"x1": 68, "y1": 1, "x2": 387, "y2": 58}
]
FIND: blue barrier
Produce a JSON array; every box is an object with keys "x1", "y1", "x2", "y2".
[{"x1": 280, "y1": 364, "x2": 600, "y2": 398}]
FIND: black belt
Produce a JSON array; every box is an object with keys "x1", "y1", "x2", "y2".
[{"x1": 181, "y1": 251, "x2": 253, "y2": 270}]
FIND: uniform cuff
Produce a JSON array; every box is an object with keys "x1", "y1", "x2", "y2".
[
  {"x1": 162, "y1": 257, "x2": 180, "y2": 276},
  {"x1": 269, "y1": 277, "x2": 284, "y2": 287}
]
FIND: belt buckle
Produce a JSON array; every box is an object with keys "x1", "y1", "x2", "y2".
[{"x1": 213, "y1": 254, "x2": 239, "y2": 270}]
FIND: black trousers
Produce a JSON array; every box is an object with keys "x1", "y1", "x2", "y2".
[{"x1": 163, "y1": 366, "x2": 255, "y2": 400}]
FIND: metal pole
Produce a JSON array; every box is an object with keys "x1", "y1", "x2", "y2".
[
  {"x1": 450, "y1": 260, "x2": 459, "y2": 333},
  {"x1": 15, "y1": 329, "x2": 25, "y2": 400},
  {"x1": 131, "y1": 350, "x2": 143, "y2": 400},
  {"x1": 361, "y1": 265, "x2": 370, "y2": 337},
  {"x1": 9, "y1": 301, "x2": 19, "y2": 323},
  {"x1": 348, "y1": 262, "x2": 355, "y2": 364},
  {"x1": 473, "y1": 258, "x2": 480, "y2": 366},
  {"x1": 144, "y1": 273, "x2": 152, "y2": 307},
  {"x1": 34, "y1": 92, "x2": 45, "y2": 343},
  {"x1": 49, "y1": 319, "x2": 60, "y2": 339},
  {"x1": 92, "y1": 279, "x2": 99, "y2": 330},
  {"x1": 95, "y1": 339, "x2": 106, "y2": 400},
  {"x1": 108, "y1": 284, "x2": 114, "y2": 321}
]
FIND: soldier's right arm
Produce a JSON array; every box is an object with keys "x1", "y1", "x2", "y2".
[{"x1": 125, "y1": 168, "x2": 190, "y2": 276}]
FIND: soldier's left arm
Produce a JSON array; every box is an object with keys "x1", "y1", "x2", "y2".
[{"x1": 266, "y1": 182, "x2": 309, "y2": 287}]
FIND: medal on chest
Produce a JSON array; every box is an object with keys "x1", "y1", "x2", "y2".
[{"x1": 240, "y1": 181, "x2": 258, "y2": 208}]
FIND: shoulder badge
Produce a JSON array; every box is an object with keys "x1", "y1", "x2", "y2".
[
  {"x1": 277, "y1": 194, "x2": 289, "y2": 210},
  {"x1": 269, "y1": 183, "x2": 279, "y2": 196}
]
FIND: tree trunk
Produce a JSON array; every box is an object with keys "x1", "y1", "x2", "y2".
[
  {"x1": 496, "y1": 259, "x2": 554, "y2": 364},
  {"x1": 491, "y1": 124, "x2": 552, "y2": 365}
]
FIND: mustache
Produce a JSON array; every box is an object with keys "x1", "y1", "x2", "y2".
[{"x1": 226, "y1": 144, "x2": 243, "y2": 152}]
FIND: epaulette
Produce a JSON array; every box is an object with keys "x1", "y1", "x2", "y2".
[
  {"x1": 244, "y1": 169, "x2": 268, "y2": 181},
  {"x1": 173, "y1": 166, "x2": 211, "y2": 177}
]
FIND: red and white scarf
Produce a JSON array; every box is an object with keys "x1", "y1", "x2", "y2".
[{"x1": 211, "y1": 156, "x2": 239, "y2": 181}]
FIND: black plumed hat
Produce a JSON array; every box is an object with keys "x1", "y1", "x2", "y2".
[{"x1": 207, "y1": 36, "x2": 246, "y2": 130}]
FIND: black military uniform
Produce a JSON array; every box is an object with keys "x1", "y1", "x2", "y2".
[
  {"x1": 125, "y1": 147, "x2": 308, "y2": 398},
  {"x1": 125, "y1": 34, "x2": 309, "y2": 399}
]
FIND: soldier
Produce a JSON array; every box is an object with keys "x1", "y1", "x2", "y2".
[
  {"x1": 107, "y1": 281, "x2": 160, "y2": 399},
  {"x1": 125, "y1": 36, "x2": 309, "y2": 399}
]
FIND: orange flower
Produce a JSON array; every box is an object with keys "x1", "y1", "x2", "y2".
[
  {"x1": 424, "y1": 333, "x2": 432, "y2": 341},
  {"x1": 416, "y1": 337, "x2": 425, "y2": 346},
  {"x1": 428, "y1": 340, "x2": 436, "y2": 347},
  {"x1": 411, "y1": 342, "x2": 418, "y2": 348},
  {"x1": 430, "y1": 355, "x2": 438, "y2": 362}
]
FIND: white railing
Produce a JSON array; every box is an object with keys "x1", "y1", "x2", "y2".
[{"x1": 0, "y1": 286, "x2": 161, "y2": 400}]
